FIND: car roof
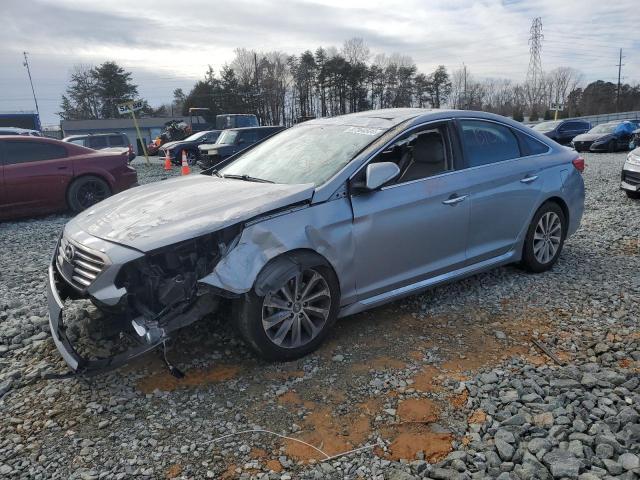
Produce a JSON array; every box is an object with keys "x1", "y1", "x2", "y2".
[
  {"x1": 63, "y1": 132, "x2": 125, "y2": 140},
  {"x1": 225, "y1": 126, "x2": 284, "y2": 132}
]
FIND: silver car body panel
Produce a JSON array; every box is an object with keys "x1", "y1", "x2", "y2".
[{"x1": 67, "y1": 175, "x2": 315, "y2": 252}]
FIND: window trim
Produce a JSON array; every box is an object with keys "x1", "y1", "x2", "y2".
[
  {"x1": 3, "y1": 140, "x2": 69, "y2": 165},
  {"x1": 349, "y1": 118, "x2": 463, "y2": 191},
  {"x1": 454, "y1": 117, "x2": 552, "y2": 172}
]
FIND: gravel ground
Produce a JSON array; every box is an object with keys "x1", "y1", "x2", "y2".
[{"x1": 0, "y1": 152, "x2": 638, "y2": 479}]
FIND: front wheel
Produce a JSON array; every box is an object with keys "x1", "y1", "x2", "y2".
[
  {"x1": 521, "y1": 202, "x2": 566, "y2": 273},
  {"x1": 67, "y1": 176, "x2": 112, "y2": 213},
  {"x1": 235, "y1": 256, "x2": 340, "y2": 361}
]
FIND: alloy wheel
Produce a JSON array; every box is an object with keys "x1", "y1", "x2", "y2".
[
  {"x1": 533, "y1": 211, "x2": 562, "y2": 264},
  {"x1": 261, "y1": 269, "x2": 331, "y2": 349},
  {"x1": 76, "y1": 180, "x2": 109, "y2": 209}
]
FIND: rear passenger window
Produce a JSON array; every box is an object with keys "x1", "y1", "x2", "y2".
[
  {"x1": 88, "y1": 136, "x2": 108, "y2": 149},
  {"x1": 4, "y1": 141, "x2": 68, "y2": 165},
  {"x1": 459, "y1": 120, "x2": 520, "y2": 167},
  {"x1": 108, "y1": 135, "x2": 125, "y2": 146},
  {"x1": 515, "y1": 131, "x2": 549, "y2": 156}
]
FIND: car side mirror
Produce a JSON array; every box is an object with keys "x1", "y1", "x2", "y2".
[{"x1": 365, "y1": 162, "x2": 400, "y2": 190}]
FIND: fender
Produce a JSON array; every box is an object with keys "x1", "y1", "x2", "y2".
[{"x1": 199, "y1": 198, "x2": 358, "y2": 306}]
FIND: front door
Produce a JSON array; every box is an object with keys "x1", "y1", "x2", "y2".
[{"x1": 350, "y1": 121, "x2": 470, "y2": 300}]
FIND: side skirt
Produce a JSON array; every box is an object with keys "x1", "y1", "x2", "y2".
[{"x1": 338, "y1": 250, "x2": 516, "y2": 318}]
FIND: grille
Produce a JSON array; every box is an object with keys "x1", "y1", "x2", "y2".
[
  {"x1": 56, "y1": 237, "x2": 106, "y2": 290},
  {"x1": 624, "y1": 170, "x2": 640, "y2": 186}
]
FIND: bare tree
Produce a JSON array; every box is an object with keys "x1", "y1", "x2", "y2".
[{"x1": 341, "y1": 37, "x2": 370, "y2": 64}]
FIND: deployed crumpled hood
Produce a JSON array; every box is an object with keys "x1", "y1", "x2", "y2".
[{"x1": 68, "y1": 175, "x2": 314, "y2": 252}]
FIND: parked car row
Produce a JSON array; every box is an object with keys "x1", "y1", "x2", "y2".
[
  {"x1": 572, "y1": 120, "x2": 639, "y2": 153},
  {"x1": 532, "y1": 118, "x2": 640, "y2": 153}
]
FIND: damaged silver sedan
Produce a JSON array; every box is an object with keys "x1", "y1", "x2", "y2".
[{"x1": 48, "y1": 108, "x2": 585, "y2": 374}]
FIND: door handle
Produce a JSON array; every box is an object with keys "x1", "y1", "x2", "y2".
[
  {"x1": 521, "y1": 175, "x2": 538, "y2": 184},
  {"x1": 442, "y1": 194, "x2": 468, "y2": 205},
  {"x1": 57, "y1": 166, "x2": 68, "y2": 170}
]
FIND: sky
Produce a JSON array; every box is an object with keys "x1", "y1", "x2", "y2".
[{"x1": 1, "y1": 0, "x2": 639, "y2": 125}]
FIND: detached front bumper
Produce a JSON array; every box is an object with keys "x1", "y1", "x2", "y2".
[
  {"x1": 47, "y1": 261, "x2": 164, "y2": 375},
  {"x1": 621, "y1": 162, "x2": 640, "y2": 192}
]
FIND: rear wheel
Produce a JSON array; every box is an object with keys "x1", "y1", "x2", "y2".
[
  {"x1": 521, "y1": 202, "x2": 566, "y2": 273},
  {"x1": 67, "y1": 176, "x2": 111, "y2": 213},
  {"x1": 235, "y1": 254, "x2": 340, "y2": 361}
]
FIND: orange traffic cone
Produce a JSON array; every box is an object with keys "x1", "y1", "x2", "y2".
[
  {"x1": 181, "y1": 150, "x2": 191, "y2": 175},
  {"x1": 163, "y1": 151, "x2": 172, "y2": 171}
]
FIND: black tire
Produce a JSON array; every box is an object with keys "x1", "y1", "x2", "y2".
[
  {"x1": 67, "y1": 176, "x2": 112, "y2": 213},
  {"x1": 521, "y1": 202, "x2": 566, "y2": 273},
  {"x1": 625, "y1": 190, "x2": 640, "y2": 199},
  {"x1": 234, "y1": 252, "x2": 340, "y2": 361},
  {"x1": 174, "y1": 149, "x2": 198, "y2": 166}
]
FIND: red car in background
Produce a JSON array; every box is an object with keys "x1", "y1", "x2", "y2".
[{"x1": 0, "y1": 136, "x2": 138, "y2": 221}]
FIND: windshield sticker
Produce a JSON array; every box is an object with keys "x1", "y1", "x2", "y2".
[{"x1": 344, "y1": 126, "x2": 383, "y2": 136}]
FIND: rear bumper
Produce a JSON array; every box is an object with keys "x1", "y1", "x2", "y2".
[{"x1": 47, "y1": 258, "x2": 164, "y2": 375}]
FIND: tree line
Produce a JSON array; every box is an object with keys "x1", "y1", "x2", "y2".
[{"x1": 59, "y1": 39, "x2": 640, "y2": 125}]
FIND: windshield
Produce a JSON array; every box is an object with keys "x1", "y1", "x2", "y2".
[
  {"x1": 220, "y1": 124, "x2": 386, "y2": 185},
  {"x1": 183, "y1": 131, "x2": 209, "y2": 141},
  {"x1": 589, "y1": 123, "x2": 616, "y2": 134},
  {"x1": 217, "y1": 130, "x2": 238, "y2": 145},
  {"x1": 532, "y1": 121, "x2": 561, "y2": 132}
]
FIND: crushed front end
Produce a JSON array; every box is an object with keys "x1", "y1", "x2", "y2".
[{"x1": 47, "y1": 224, "x2": 241, "y2": 375}]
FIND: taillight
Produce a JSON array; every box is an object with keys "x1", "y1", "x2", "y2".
[{"x1": 572, "y1": 156, "x2": 585, "y2": 173}]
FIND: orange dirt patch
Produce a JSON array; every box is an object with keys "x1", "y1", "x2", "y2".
[
  {"x1": 137, "y1": 365, "x2": 240, "y2": 394},
  {"x1": 450, "y1": 390, "x2": 469, "y2": 409},
  {"x1": 165, "y1": 464, "x2": 182, "y2": 479},
  {"x1": 265, "y1": 459, "x2": 283, "y2": 473},
  {"x1": 359, "y1": 397, "x2": 383, "y2": 415},
  {"x1": 410, "y1": 365, "x2": 443, "y2": 392},
  {"x1": 385, "y1": 426, "x2": 453, "y2": 462},
  {"x1": 264, "y1": 370, "x2": 305, "y2": 381},
  {"x1": 220, "y1": 464, "x2": 238, "y2": 480},
  {"x1": 468, "y1": 409, "x2": 487, "y2": 425},
  {"x1": 250, "y1": 448, "x2": 267, "y2": 459},
  {"x1": 284, "y1": 407, "x2": 374, "y2": 462},
  {"x1": 397, "y1": 398, "x2": 440, "y2": 423},
  {"x1": 619, "y1": 358, "x2": 632, "y2": 369},
  {"x1": 277, "y1": 391, "x2": 302, "y2": 405},
  {"x1": 351, "y1": 355, "x2": 406, "y2": 373}
]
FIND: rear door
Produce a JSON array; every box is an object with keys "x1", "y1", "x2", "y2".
[
  {"x1": 457, "y1": 119, "x2": 547, "y2": 264},
  {"x1": 3, "y1": 139, "x2": 73, "y2": 217}
]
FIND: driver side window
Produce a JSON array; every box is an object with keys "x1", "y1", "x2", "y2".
[{"x1": 366, "y1": 123, "x2": 452, "y2": 186}]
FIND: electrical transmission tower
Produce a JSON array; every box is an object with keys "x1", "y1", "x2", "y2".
[{"x1": 525, "y1": 17, "x2": 544, "y2": 110}]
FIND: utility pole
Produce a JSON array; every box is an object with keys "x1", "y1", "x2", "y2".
[
  {"x1": 462, "y1": 63, "x2": 467, "y2": 110},
  {"x1": 616, "y1": 48, "x2": 624, "y2": 112},
  {"x1": 22, "y1": 51, "x2": 40, "y2": 117}
]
